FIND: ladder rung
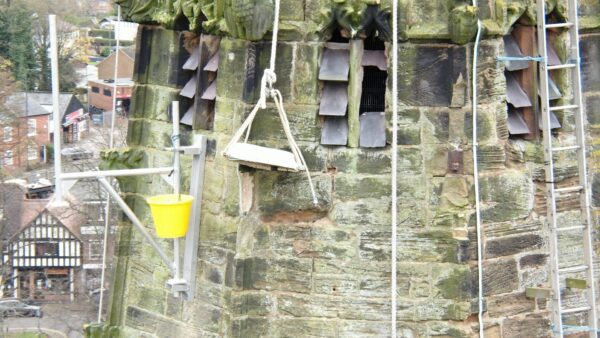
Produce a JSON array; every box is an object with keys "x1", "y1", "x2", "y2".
[
  {"x1": 554, "y1": 186, "x2": 583, "y2": 194},
  {"x1": 548, "y1": 63, "x2": 577, "y2": 70},
  {"x1": 545, "y1": 22, "x2": 574, "y2": 29},
  {"x1": 556, "y1": 225, "x2": 586, "y2": 232},
  {"x1": 552, "y1": 145, "x2": 580, "y2": 152},
  {"x1": 559, "y1": 265, "x2": 588, "y2": 274},
  {"x1": 550, "y1": 104, "x2": 578, "y2": 111},
  {"x1": 561, "y1": 306, "x2": 591, "y2": 315}
]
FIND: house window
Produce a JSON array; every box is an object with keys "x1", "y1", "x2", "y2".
[
  {"x1": 91, "y1": 86, "x2": 100, "y2": 93},
  {"x1": 89, "y1": 240, "x2": 103, "y2": 260},
  {"x1": 35, "y1": 242, "x2": 59, "y2": 257},
  {"x1": 27, "y1": 119, "x2": 36, "y2": 136},
  {"x1": 28, "y1": 145, "x2": 37, "y2": 160},
  {"x1": 504, "y1": 21, "x2": 562, "y2": 139},
  {"x1": 3, "y1": 150, "x2": 13, "y2": 166},
  {"x1": 103, "y1": 89, "x2": 111, "y2": 96},
  {"x1": 3, "y1": 126, "x2": 12, "y2": 142}
]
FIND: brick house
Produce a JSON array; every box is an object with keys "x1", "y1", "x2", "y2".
[
  {"x1": 1, "y1": 92, "x2": 87, "y2": 170},
  {"x1": 88, "y1": 47, "x2": 135, "y2": 120}
]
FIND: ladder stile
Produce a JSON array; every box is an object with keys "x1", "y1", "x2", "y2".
[{"x1": 538, "y1": 0, "x2": 598, "y2": 336}]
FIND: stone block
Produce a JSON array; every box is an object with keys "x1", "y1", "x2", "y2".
[
  {"x1": 398, "y1": 229, "x2": 468, "y2": 264},
  {"x1": 399, "y1": 108, "x2": 421, "y2": 124},
  {"x1": 145, "y1": 27, "x2": 189, "y2": 88},
  {"x1": 256, "y1": 172, "x2": 331, "y2": 215},
  {"x1": 502, "y1": 314, "x2": 552, "y2": 338},
  {"x1": 475, "y1": 40, "x2": 505, "y2": 105},
  {"x1": 432, "y1": 265, "x2": 472, "y2": 301},
  {"x1": 277, "y1": 293, "x2": 338, "y2": 318},
  {"x1": 248, "y1": 105, "x2": 319, "y2": 143},
  {"x1": 477, "y1": 170, "x2": 534, "y2": 223},
  {"x1": 356, "y1": 149, "x2": 392, "y2": 174},
  {"x1": 313, "y1": 274, "x2": 359, "y2": 295},
  {"x1": 235, "y1": 257, "x2": 312, "y2": 293},
  {"x1": 589, "y1": 95, "x2": 600, "y2": 125},
  {"x1": 487, "y1": 292, "x2": 536, "y2": 318},
  {"x1": 231, "y1": 317, "x2": 271, "y2": 338},
  {"x1": 335, "y1": 175, "x2": 391, "y2": 201},
  {"x1": 397, "y1": 124, "x2": 422, "y2": 145},
  {"x1": 475, "y1": 144, "x2": 506, "y2": 171},
  {"x1": 280, "y1": 0, "x2": 305, "y2": 21},
  {"x1": 359, "y1": 231, "x2": 392, "y2": 261},
  {"x1": 519, "y1": 254, "x2": 548, "y2": 268},
  {"x1": 485, "y1": 233, "x2": 544, "y2": 258},
  {"x1": 245, "y1": 42, "x2": 294, "y2": 103},
  {"x1": 423, "y1": 110, "x2": 450, "y2": 143},
  {"x1": 475, "y1": 258, "x2": 519, "y2": 296},
  {"x1": 464, "y1": 107, "x2": 498, "y2": 144},
  {"x1": 414, "y1": 299, "x2": 470, "y2": 321},
  {"x1": 398, "y1": 44, "x2": 467, "y2": 107},
  {"x1": 338, "y1": 320, "x2": 390, "y2": 337},
  {"x1": 131, "y1": 84, "x2": 181, "y2": 121},
  {"x1": 217, "y1": 38, "x2": 249, "y2": 101},
  {"x1": 329, "y1": 198, "x2": 391, "y2": 229},
  {"x1": 293, "y1": 43, "x2": 320, "y2": 105},
  {"x1": 397, "y1": 148, "x2": 423, "y2": 174},
  {"x1": 581, "y1": 34, "x2": 600, "y2": 93},
  {"x1": 424, "y1": 146, "x2": 449, "y2": 177},
  {"x1": 274, "y1": 318, "x2": 337, "y2": 338},
  {"x1": 231, "y1": 292, "x2": 274, "y2": 316}
]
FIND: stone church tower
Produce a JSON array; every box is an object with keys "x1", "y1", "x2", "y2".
[{"x1": 90, "y1": 0, "x2": 600, "y2": 337}]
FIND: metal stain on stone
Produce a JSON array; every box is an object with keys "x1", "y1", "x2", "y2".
[
  {"x1": 319, "y1": 48, "x2": 350, "y2": 82},
  {"x1": 507, "y1": 108, "x2": 530, "y2": 135},
  {"x1": 503, "y1": 35, "x2": 530, "y2": 71},
  {"x1": 319, "y1": 82, "x2": 348, "y2": 116},
  {"x1": 505, "y1": 72, "x2": 532, "y2": 108},
  {"x1": 204, "y1": 53, "x2": 219, "y2": 72},
  {"x1": 180, "y1": 76, "x2": 197, "y2": 98},
  {"x1": 547, "y1": 42, "x2": 561, "y2": 66},
  {"x1": 201, "y1": 80, "x2": 217, "y2": 100},
  {"x1": 180, "y1": 106, "x2": 194, "y2": 126},
  {"x1": 359, "y1": 112, "x2": 386, "y2": 148},
  {"x1": 362, "y1": 50, "x2": 387, "y2": 71},
  {"x1": 321, "y1": 116, "x2": 348, "y2": 145},
  {"x1": 538, "y1": 111, "x2": 562, "y2": 130},
  {"x1": 182, "y1": 47, "x2": 201, "y2": 70}
]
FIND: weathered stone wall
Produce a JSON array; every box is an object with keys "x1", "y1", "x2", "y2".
[{"x1": 87, "y1": 1, "x2": 600, "y2": 337}]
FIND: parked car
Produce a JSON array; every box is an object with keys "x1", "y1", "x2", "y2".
[
  {"x1": 61, "y1": 147, "x2": 93, "y2": 161},
  {"x1": 0, "y1": 299, "x2": 42, "y2": 318}
]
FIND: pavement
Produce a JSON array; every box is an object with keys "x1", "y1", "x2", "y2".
[{"x1": 1, "y1": 301, "x2": 98, "y2": 338}]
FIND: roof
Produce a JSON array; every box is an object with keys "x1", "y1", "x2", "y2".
[
  {"x1": 3, "y1": 92, "x2": 77, "y2": 118},
  {"x1": 89, "y1": 78, "x2": 134, "y2": 86},
  {"x1": 121, "y1": 46, "x2": 136, "y2": 60},
  {"x1": 1, "y1": 188, "x2": 86, "y2": 245}
]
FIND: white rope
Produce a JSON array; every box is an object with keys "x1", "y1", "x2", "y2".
[
  {"x1": 470, "y1": 2, "x2": 485, "y2": 337},
  {"x1": 223, "y1": 0, "x2": 318, "y2": 205},
  {"x1": 391, "y1": 0, "x2": 398, "y2": 336}
]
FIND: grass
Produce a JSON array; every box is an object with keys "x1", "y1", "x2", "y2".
[{"x1": 5, "y1": 332, "x2": 49, "y2": 338}]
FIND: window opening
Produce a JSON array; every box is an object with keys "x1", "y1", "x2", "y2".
[
  {"x1": 359, "y1": 35, "x2": 387, "y2": 147},
  {"x1": 28, "y1": 119, "x2": 36, "y2": 136},
  {"x1": 91, "y1": 86, "x2": 100, "y2": 93},
  {"x1": 3, "y1": 126, "x2": 12, "y2": 142},
  {"x1": 35, "y1": 242, "x2": 59, "y2": 257},
  {"x1": 103, "y1": 89, "x2": 111, "y2": 96}
]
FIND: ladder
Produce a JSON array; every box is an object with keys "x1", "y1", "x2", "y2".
[{"x1": 537, "y1": 0, "x2": 598, "y2": 336}]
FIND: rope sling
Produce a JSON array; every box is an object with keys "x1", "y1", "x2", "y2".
[{"x1": 222, "y1": 0, "x2": 318, "y2": 205}]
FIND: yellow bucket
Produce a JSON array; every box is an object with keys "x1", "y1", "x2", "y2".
[{"x1": 147, "y1": 194, "x2": 194, "y2": 238}]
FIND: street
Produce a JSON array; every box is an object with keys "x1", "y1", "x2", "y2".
[{"x1": 1, "y1": 302, "x2": 96, "y2": 338}]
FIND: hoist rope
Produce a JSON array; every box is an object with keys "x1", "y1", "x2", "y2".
[
  {"x1": 471, "y1": 1, "x2": 485, "y2": 337},
  {"x1": 391, "y1": 0, "x2": 398, "y2": 336},
  {"x1": 223, "y1": 0, "x2": 318, "y2": 205}
]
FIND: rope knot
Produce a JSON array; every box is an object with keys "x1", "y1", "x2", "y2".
[{"x1": 259, "y1": 69, "x2": 278, "y2": 108}]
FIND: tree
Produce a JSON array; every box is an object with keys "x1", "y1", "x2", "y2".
[{"x1": 0, "y1": 3, "x2": 36, "y2": 90}]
